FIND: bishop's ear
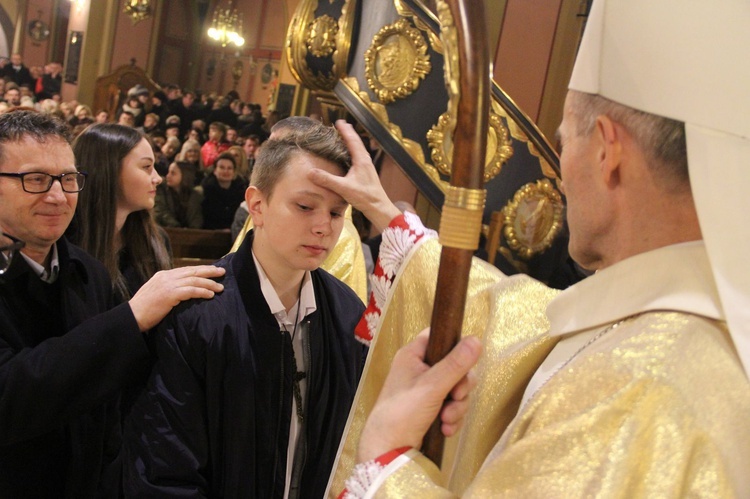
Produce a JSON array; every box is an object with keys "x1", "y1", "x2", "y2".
[
  {"x1": 245, "y1": 185, "x2": 266, "y2": 227},
  {"x1": 595, "y1": 114, "x2": 624, "y2": 186}
]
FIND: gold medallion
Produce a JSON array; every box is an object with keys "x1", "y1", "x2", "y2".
[
  {"x1": 364, "y1": 19, "x2": 431, "y2": 104},
  {"x1": 502, "y1": 179, "x2": 564, "y2": 259},
  {"x1": 286, "y1": 0, "x2": 356, "y2": 91},
  {"x1": 306, "y1": 15, "x2": 338, "y2": 58},
  {"x1": 427, "y1": 110, "x2": 514, "y2": 182}
]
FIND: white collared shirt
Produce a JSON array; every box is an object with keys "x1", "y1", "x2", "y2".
[
  {"x1": 251, "y1": 250, "x2": 316, "y2": 499},
  {"x1": 20, "y1": 243, "x2": 60, "y2": 283}
]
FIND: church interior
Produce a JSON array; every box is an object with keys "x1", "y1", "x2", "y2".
[{"x1": 0, "y1": 0, "x2": 591, "y2": 281}]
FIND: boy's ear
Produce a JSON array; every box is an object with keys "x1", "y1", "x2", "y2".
[{"x1": 245, "y1": 185, "x2": 265, "y2": 227}]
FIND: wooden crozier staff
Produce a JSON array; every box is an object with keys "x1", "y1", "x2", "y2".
[{"x1": 420, "y1": 0, "x2": 490, "y2": 466}]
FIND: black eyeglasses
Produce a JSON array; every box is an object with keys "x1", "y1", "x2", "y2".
[
  {"x1": 0, "y1": 232, "x2": 25, "y2": 275},
  {"x1": 0, "y1": 171, "x2": 87, "y2": 193}
]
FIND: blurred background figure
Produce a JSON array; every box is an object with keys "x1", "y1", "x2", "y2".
[
  {"x1": 154, "y1": 161, "x2": 202, "y2": 229},
  {"x1": 195, "y1": 151, "x2": 246, "y2": 230}
]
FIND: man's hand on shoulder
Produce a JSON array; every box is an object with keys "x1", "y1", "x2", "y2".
[{"x1": 129, "y1": 265, "x2": 225, "y2": 332}]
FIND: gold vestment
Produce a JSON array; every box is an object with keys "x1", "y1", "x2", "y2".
[{"x1": 329, "y1": 239, "x2": 750, "y2": 497}]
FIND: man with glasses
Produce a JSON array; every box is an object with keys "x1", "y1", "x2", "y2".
[
  {"x1": 0, "y1": 110, "x2": 225, "y2": 497},
  {"x1": 0, "y1": 170, "x2": 87, "y2": 194}
]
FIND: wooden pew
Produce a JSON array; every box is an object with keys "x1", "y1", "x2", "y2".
[{"x1": 164, "y1": 227, "x2": 233, "y2": 268}]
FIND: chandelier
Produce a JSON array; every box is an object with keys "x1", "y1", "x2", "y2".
[
  {"x1": 207, "y1": 0, "x2": 245, "y2": 48},
  {"x1": 123, "y1": 0, "x2": 152, "y2": 24},
  {"x1": 68, "y1": 0, "x2": 85, "y2": 12}
]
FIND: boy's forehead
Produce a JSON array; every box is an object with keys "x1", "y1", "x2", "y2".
[
  {"x1": 271, "y1": 157, "x2": 346, "y2": 202},
  {"x1": 289, "y1": 152, "x2": 345, "y2": 177}
]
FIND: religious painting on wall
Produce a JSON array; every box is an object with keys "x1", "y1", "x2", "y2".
[{"x1": 28, "y1": 19, "x2": 51, "y2": 42}]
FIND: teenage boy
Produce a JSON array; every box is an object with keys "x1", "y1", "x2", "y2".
[{"x1": 124, "y1": 122, "x2": 367, "y2": 498}]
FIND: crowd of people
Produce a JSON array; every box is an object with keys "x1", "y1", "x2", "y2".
[
  {"x1": 0, "y1": 52, "x2": 274, "y2": 232},
  {"x1": 0, "y1": 53, "x2": 62, "y2": 106},
  {"x1": 1, "y1": 0, "x2": 749, "y2": 496}
]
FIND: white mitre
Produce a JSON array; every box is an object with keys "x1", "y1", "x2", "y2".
[{"x1": 569, "y1": 0, "x2": 750, "y2": 377}]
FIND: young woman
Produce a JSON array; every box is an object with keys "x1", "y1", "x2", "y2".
[
  {"x1": 198, "y1": 151, "x2": 247, "y2": 230},
  {"x1": 177, "y1": 138, "x2": 203, "y2": 166},
  {"x1": 72, "y1": 123, "x2": 171, "y2": 300},
  {"x1": 68, "y1": 104, "x2": 94, "y2": 128},
  {"x1": 227, "y1": 144, "x2": 250, "y2": 181},
  {"x1": 161, "y1": 136, "x2": 181, "y2": 163},
  {"x1": 175, "y1": 138, "x2": 205, "y2": 185},
  {"x1": 154, "y1": 161, "x2": 202, "y2": 229}
]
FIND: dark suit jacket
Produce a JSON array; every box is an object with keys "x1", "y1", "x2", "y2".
[
  {"x1": 0, "y1": 237, "x2": 151, "y2": 498},
  {"x1": 2, "y1": 64, "x2": 34, "y2": 88},
  {"x1": 36, "y1": 73, "x2": 62, "y2": 100},
  {"x1": 207, "y1": 105, "x2": 238, "y2": 128},
  {"x1": 124, "y1": 232, "x2": 367, "y2": 498}
]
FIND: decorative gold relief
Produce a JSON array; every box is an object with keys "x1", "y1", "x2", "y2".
[
  {"x1": 426, "y1": 30, "x2": 443, "y2": 54},
  {"x1": 426, "y1": 113, "x2": 452, "y2": 175},
  {"x1": 306, "y1": 15, "x2": 338, "y2": 57},
  {"x1": 333, "y1": 0, "x2": 356, "y2": 76},
  {"x1": 341, "y1": 77, "x2": 448, "y2": 193},
  {"x1": 502, "y1": 179, "x2": 564, "y2": 259},
  {"x1": 490, "y1": 88, "x2": 561, "y2": 177},
  {"x1": 427, "y1": 110, "x2": 514, "y2": 182},
  {"x1": 286, "y1": 0, "x2": 356, "y2": 91},
  {"x1": 492, "y1": 99, "x2": 559, "y2": 182},
  {"x1": 485, "y1": 112, "x2": 515, "y2": 181},
  {"x1": 395, "y1": 0, "x2": 442, "y2": 52},
  {"x1": 428, "y1": 0, "x2": 459, "y2": 167},
  {"x1": 364, "y1": 19, "x2": 432, "y2": 104},
  {"x1": 436, "y1": 0, "x2": 459, "y2": 110},
  {"x1": 394, "y1": 0, "x2": 413, "y2": 17}
]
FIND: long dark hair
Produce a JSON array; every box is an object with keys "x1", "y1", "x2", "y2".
[
  {"x1": 171, "y1": 161, "x2": 197, "y2": 207},
  {"x1": 73, "y1": 123, "x2": 171, "y2": 299}
]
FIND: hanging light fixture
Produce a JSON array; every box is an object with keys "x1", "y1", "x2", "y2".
[
  {"x1": 68, "y1": 0, "x2": 85, "y2": 12},
  {"x1": 123, "y1": 0, "x2": 153, "y2": 24},
  {"x1": 207, "y1": 0, "x2": 245, "y2": 48}
]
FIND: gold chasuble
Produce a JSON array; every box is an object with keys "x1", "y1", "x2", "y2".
[
  {"x1": 329, "y1": 237, "x2": 560, "y2": 496},
  {"x1": 329, "y1": 0, "x2": 750, "y2": 493},
  {"x1": 329, "y1": 235, "x2": 750, "y2": 497},
  {"x1": 231, "y1": 206, "x2": 368, "y2": 303}
]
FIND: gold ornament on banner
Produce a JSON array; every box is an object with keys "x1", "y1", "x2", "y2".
[
  {"x1": 502, "y1": 179, "x2": 564, "y2": 259},
  {"x1": 427, "y1": 110, "x2": 514, "y2": 182},
  {"x1": 364, "y1": 19, "x2": 431, "y2": 104},
  {"x1": 306, "y1": 15, "x2": 339, "y2": 57}
]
